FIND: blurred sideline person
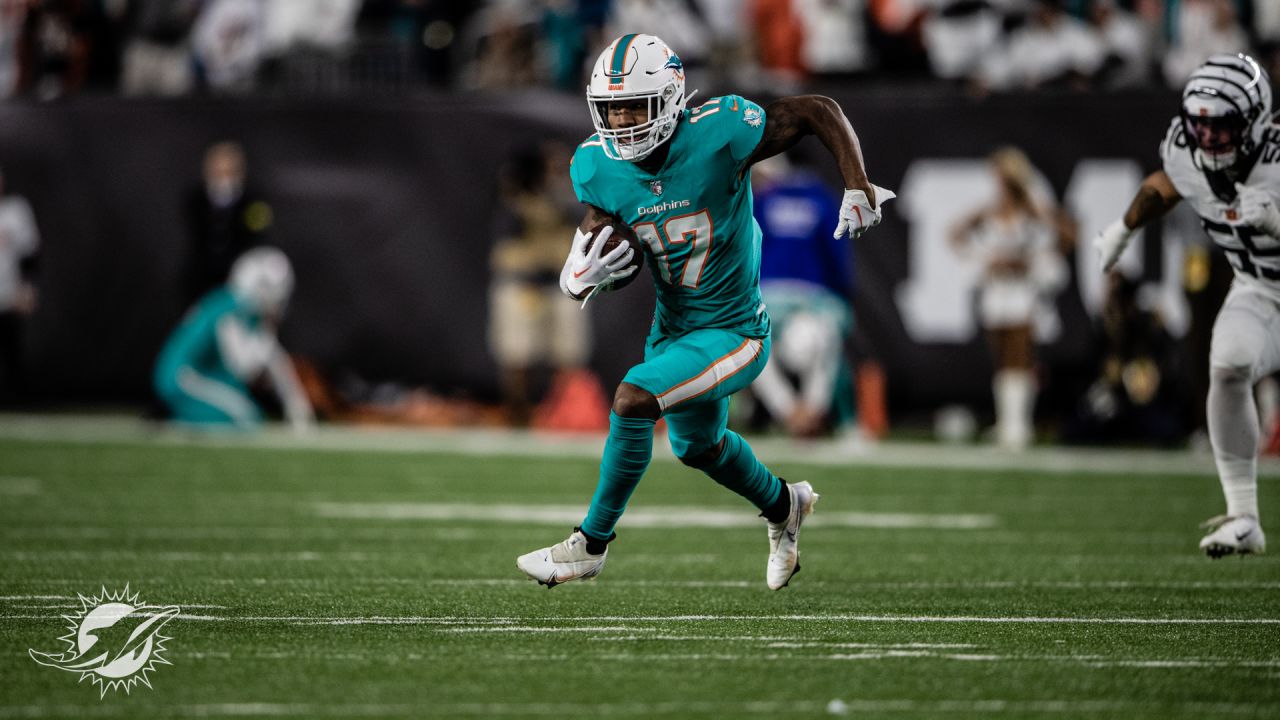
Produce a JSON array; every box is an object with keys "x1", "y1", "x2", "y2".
[
  {"x1": 1095, "y1": 53, "x2": 1274, "y2": 558},
  {"x1": 949, "y1": 147, "x2": 1067, "y2": 450},
  {"x1": 0, "y1": 169, "x2": 40, "y2": 404},
  {"x1": 750, "y1": 152, "x2": 856, "y2": 438},
  {"x1": 487, "y1": 143, "x2": 598, "y2": 428},
  {"x1": 1065, "y1": 274, "x2": 1186, "y2": 446},
  {"x1": 184, "y1": 141, "x2": 272, "y2": 304},
  {"x1": 154, "y1": 247, "x2": 313, "y2": 432},
  {"x1": 516, "y1": 33, "x2": 893, "y2": 590}
]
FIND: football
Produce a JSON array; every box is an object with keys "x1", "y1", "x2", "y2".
[{"x1": 588, "y1": 220, "x2": 645, "y2": 290}]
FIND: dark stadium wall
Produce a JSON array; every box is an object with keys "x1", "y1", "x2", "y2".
[{"x1": 3, "y1": 89, "x2": 1179, "y2": 419}]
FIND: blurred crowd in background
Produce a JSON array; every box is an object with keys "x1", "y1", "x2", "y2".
[
  {"x1": 3, "y1": 0, "x2": 1279, "y2": 453},
  {"x1": 3, "y1": 0, "x2": 1280, "y2": 99}
]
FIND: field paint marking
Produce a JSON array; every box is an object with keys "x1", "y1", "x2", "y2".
[
  {"x1": 441, "y1": 626, "x2": 660, "y2": 634},
  {"x1": 2, "y1": 550, "x2": 383, "y2": 562},
  {"x1": 1, "y1": 526, "x2": 483, "y2": 541},
  {"x1": 27, "y1": 577, "x2": 1276, "y2": 592},
  {"x1": 6, "y1": 613, "x2": 1277, "y2": 626},
  {"x1": 5, "y1": 599, "x2": 226, "y2": 604},
  {"x1": 124, "y1": 647, "x2": 1280, "y2": 669},
  {"x1": 1, "y1": 699, "x2": 1274, "y2": 718},
  {"x1": 314, "y1": 502, "x2": 998, "y2": 530},
  {"x1": 6, "y1": 411, "x2": 1278, "y2": 479},
  {"x1": 0, "y1": 477, "x2": 38, "y2": 495}
]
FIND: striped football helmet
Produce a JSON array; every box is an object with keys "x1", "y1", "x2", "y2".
[
  {"x1": 1181, "y1": 53, "x2": 1273, "y2": 172},
  {"x1": 587, "y1": 34, "x2": 692, "y2": 162}
]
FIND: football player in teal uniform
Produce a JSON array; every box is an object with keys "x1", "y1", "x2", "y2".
[
  {"x1": 517, "y1": 34, "x2": 893, "y2": 589},
  {"x1": 154, "y1": 247, "x2": 314, "y2": 432}
]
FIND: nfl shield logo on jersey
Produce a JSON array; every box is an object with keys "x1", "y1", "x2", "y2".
[{"x1": 650, "y1": 180, "x2": 664, "y2": 196}]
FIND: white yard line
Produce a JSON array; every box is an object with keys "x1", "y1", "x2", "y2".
[
  {"x1": 3, "y1": 412, "x2": 1277, "y2": 478},
  {"x1": 313, "y1": 501, "x2": 998, "y2": 530},
  {"x1": 23, "y1": 577, "x2": 1276, "y2": 591},
  {"x1": 4, "y1": 612, "x2": 1277, "y2": 625},
  {"x1": 0, "y1": 699, "x2": 1274, "y2": 718}
]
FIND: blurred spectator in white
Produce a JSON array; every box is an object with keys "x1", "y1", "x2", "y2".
[
  {"x1": 0, "y1": 167, "x2": 39, "y2": 403},
  {"x1": 262, "y1": 0, "x2": 360, "y2": 57},
  {"x1": 1089, "y1": 0, "x2": 1153, "y2": 89},
  {"x1": 606, "y1": 0, "x2": 711, "y2": 67},
  {"x1": 922, "y1": 0, "x2": 1011, "y2": 81},
  {"x1": 949, "y1": 147, "x2": 1068, "y2": 450},
  {"x1": 121, "y1": 0, "x2": 200, "y2": 96},
  {"x1": 796, "y1": 0, "x2": 871, "y2": 76},
  {"x1": 185, "y1": 141, "x2": 272, "y2": 305},
  {"x1": 1162, "y1": 0, "x2": 1250, "y2": 88},
  {"x1": 696, "y1": 0, "x2": 752, "y2": 86},
  {"x1": 193, "y1": 0, "x2": 265, "y2": 94},
  {"x1": 154, "y1": 247, "x2": 314, "y2": 432},
  {"x1": 487, "y1": 142, "x2": 595, "y2": 429},
  {"x1": 0, "y1": 0, "x2": 31, "y2": 98},
  {"x1": 977, "y1": 0, "x2": 1105, "y2": 92}
]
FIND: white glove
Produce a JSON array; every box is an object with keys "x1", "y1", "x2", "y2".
[
  {"x1": 1235, "y1": 182, "x2": 1280, "y2": 237},
  {"x1": 835, "y1": 184, "x2": 896, "y2": 239},
  {"x1": 1094, "y1": 219, "x2": 1134, "y2": 272},
  {"x1": 560, "y1": 226, "x2": 637, "y2": 299}
]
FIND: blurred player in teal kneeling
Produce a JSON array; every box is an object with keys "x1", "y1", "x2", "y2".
[
  {"x1": 154, "y1": 247, "x2": 314, "y2": 432},
  {"x1": 516, "y1": 34, "x2": 893, "y2": 589}
]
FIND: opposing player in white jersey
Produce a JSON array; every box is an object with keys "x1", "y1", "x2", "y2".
[{"x1": 1095, "y1": 53, "x2": 1277, "y2": 557}]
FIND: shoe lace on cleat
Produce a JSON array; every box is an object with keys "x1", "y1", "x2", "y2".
[{"x1": 1198, "y1": 514, "x2": 1234, "y2": 531}]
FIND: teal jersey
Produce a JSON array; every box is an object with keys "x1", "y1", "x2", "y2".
[
  {"x1": 154, "y1": 287, "x2": 257, "y2": 386},
  {"x1": 571, "y1": 95, "x2": 770, "y2": 338}
]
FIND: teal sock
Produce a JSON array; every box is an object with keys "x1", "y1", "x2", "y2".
[
  {"x1": 703, "y1": 430, "x2": 783, "y2": 512},
  {"x1": 581, "y1": 412, "x2": 655, "y2": 540}
]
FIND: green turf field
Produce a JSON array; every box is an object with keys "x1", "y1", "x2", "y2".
[{"x1": 2, "y1": 430, "x2": 1279, "y2": 719}]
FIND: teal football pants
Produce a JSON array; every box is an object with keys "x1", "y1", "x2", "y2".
[{"x1": 581, "y1": 329, "x2": 784, "y2": 540}]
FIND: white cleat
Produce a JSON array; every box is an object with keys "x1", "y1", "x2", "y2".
[
  {"x1": 1199, "y1": 515, "x2": 1266, "y2": 559},
  {"x1": 516, "y1": 528, "x2": 608, "y2": 588},
  {"x1": 767, "y1": 481, "x2": 819, "y2": 590}
]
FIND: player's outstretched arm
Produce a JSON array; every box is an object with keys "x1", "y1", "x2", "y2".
[
  {"x1": 1095, "y1": 170, "x2": 1182, "y2": 272},
  {"x1": 747, "y1": 95, "x2": 868, "y2": 193},
  {"x1": 748, "y1": 95, "x2": 890, "y2": 239}
]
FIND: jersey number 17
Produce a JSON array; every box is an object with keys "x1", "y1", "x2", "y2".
[{"x1": 634, "y1": 209, "x2": 714, "y2": 289}]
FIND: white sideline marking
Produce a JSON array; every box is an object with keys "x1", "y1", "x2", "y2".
[
  {"x1": 0, "y1": 477, "x2": 38, "y2": 495},
  {"x1": 3, "y1": 411, "x2": 1278, "y2": 478},
  {"x1": 313, "y1": 502, "x2": 998, "y2": 530}
]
